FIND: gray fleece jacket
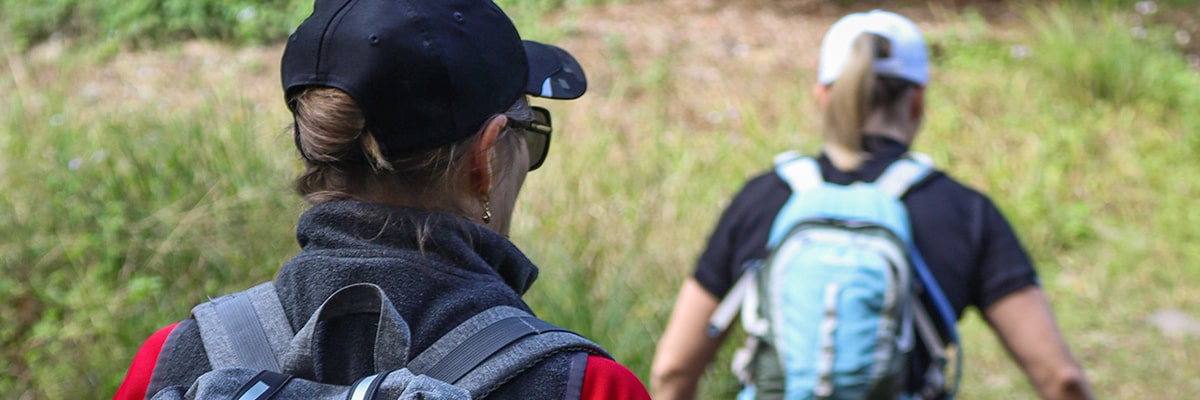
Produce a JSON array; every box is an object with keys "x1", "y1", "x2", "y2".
[{"x1": 144, "y1": 201, "x2": 585, "y2": 399}]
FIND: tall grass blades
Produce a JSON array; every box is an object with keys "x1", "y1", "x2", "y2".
[
  {"x1": 4, "y1": 1, "x2": 1200, "y2": 398},
  {"x1": 0, "y1": 47, "x2": 302, "y2": 396},
  {"x1": 1026, "y1": 2, "x2": 1200, "y2": 112}
]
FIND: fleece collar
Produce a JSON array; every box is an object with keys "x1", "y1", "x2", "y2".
[{"x1": 289, "y1": 201, "x2": 538, "y2": 295}]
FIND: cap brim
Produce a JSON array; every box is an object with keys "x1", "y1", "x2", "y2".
[{"x1": 524, "y1": 41, "x2": 587, "y2": 100}]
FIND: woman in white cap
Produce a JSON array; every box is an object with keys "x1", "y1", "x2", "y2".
[
  {"x1": 115, "y1": 0, "x2": 649, "y2": 399},
  {"x1": 651, "y1": 10, "x2": 1092, "y2": 400}
]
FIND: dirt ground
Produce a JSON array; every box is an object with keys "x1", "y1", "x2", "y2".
[
  {"x1": 2, "y1": 0, "x2": 1025, "y2": 124},
  {"x1": 6, "y1": 0, "x2": 1198, "y2": 141}
]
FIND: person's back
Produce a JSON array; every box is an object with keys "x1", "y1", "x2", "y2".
[
  {"x1": 136, "y1": 204, "x2": 601, "y2": 398},
  {"x1": 114, "y1": 0, "x2": 650, "y2": 398},
  {"x1": 651, "y1": 10, "x2": 1094, "y2": 400}
]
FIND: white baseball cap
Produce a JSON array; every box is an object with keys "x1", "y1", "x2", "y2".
[{"x1": 817, "y1": 10, "x2": 929, "y2": 86}]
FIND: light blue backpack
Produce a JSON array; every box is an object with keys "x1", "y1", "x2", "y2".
[{"x1": 709, "y1": 152, "x2": 962, "y2": 400}]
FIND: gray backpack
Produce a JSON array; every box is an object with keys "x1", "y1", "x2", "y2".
[{"x1": 151, "y1": 282, "x2": 609, "y2": 399}]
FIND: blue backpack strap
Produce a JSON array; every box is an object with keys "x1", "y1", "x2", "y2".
[
  {"x1": 877, "y1": 154, "x2": 959, "y2": 339},
  {"x1": 193, "y1": 282, "x2": 294, "y2": 372},
  {"x1": 910, "y1": 249, "x2": 963, "y2": 399},
  {"x1": 406, "y1": 306, "x2": 610, "y2": 398},
  {"x1": 909, "y1": 251, "x2": 958, "y2": 343},
  {"x1": 876, "y1": 154, "x2": 963, "y2": 398}
]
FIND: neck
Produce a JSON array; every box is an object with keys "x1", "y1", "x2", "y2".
[
  {"x1": 351, "y1": 175, "x2": 479, "y2": 222},
  {"x1": 862, "y1": 111, "x2": 918, "y2": 146}
]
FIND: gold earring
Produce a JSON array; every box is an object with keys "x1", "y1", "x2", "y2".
[{"x1": 481, "y1": 195, "x2": 492, "y2": 224}]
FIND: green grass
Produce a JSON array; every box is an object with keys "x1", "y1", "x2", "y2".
[
  {"x1": 0, "y1": 43, "x2": 303, "y2": 397},
  {"x1": 3, "y1": 1, "x2": 1200, "y2": 398},
  {"x1": 0, "y1": 0, "x2": 618, "y2": 52},
  {"x1": 0, "y1": 0, "x2": 312, "y2": 51}
]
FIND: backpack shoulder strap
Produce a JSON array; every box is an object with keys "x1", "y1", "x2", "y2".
[
  {"x1": 909, "y1": 249, "x2": 964, "y2": 399},
  {"x1": 407, "y1": 306, "x2": 610, "y2": 398},
  {"x1": 192, "y1": 282, "x2": 294, "y2": 372},
  {"x1": 774, "y1": 153, "x2": 823, "y2": 193},
  {"x1": 875, "y1": 152, "x2": 935, "y2": 199},
  {"x1": 705, "y1": 260, "x2": 765, "y2": 339}
]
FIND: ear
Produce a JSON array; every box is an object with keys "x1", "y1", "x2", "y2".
[
  {"x1": 468, "y1": 115, "x2": 507, "y2": 196},
  {"x1": 813, "y1": 84, "x2": 831, "y2": 108},
  {"x1": 910, "y1": 85, "x2": 926, "y2": 120}
]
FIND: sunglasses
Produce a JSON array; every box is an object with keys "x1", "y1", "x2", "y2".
[{"x1": 506, "y1": 106, "x2": 553, "y2": 171}]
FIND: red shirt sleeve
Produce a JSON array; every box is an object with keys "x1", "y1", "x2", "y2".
[
  {"x1": 113, "y1": 323, "x2": 179, "y2": 400},
  {"x1": 580, "y1": 354, "x2": 650, "y2": 400}
]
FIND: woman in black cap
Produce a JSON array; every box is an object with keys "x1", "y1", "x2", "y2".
[{"x1": 115, "y1": 0, "x2": 649, "y2": 398}]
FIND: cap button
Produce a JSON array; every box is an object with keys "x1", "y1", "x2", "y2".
[
  {"x1": 368, "y1": 34, "x2": 380, "y2": 46},
  {"x1": 453, "y1": 12, "x2": 465, "y2": 23}
]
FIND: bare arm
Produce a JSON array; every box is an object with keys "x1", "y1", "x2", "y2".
[
  {"x1": 983, "y1": 286, "x2": 1094, "y2": 400},
  {"x1": 651, "y1": 278, "x2": 726, "y2": 400}
]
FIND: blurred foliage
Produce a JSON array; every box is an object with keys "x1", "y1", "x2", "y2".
[
  {"x1": 1025, "y1": 3, "x2": 1200, "y2": 112},
  {"x1": 2, "y1": 0, "x2": 1200, "y2": 398},
  {"x1": 0, "y1": 51, "x2": 302, "y2": 395},
  {"x1": 0, "y1": 0, "x2": 312, "y2": 50},
  {"x1": 0, "y1": 0, "x2": 621, "y2": 51}
]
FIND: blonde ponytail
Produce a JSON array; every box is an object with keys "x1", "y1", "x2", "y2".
[{"x1": 822, "y1": 34, "x2": 879, "y2": 171}]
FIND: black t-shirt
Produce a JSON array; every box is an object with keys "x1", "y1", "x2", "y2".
[
  {"x1": 696, "y1": 136, "x2": 1041, "y2": 314},
  {"x1": 694, "y1": 136, "x2": 1040, "y2": 391},
  {"x1": 694, "y1": 136, "x2": 1038, "y2": 316}
]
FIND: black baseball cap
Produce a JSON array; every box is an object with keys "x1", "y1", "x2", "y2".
[{"x1": 281, "y1": 0, "x2": 587, "y2": 156}]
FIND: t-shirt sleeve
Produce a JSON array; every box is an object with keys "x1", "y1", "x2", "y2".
[
  {"x1": 693, "y1": 196, "x2": 746, "y2": 298},
  {"x1": 113, "y1": 322, "x2": 179, "y2": 400},
  {"x1": 973, "y1": 197, "x2": 1041, "y2": 309},
  {"x1": 693, "y1": 172, "x2": 789, "y2": 299},
  {"x1": 575, "y1": 354, "x2": 650, "y2": 400}
]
